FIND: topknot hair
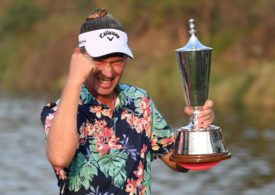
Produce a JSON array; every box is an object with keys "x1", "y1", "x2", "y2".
[
  {"x1": 86, "y1": 8, "x2": 108, "y2": 21},
  {"x1": 79, "y1": 8, "x2": 125, "y2": 34}
]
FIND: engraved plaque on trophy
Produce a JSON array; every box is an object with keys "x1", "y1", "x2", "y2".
[{"x1": 170, "y1": 19, "x2": 231, "y2": 170}]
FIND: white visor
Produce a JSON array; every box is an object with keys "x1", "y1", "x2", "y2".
[{"x1": 78, "y1": 29, "x2": 134, "y2": 58}]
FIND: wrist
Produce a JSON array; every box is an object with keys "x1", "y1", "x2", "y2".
[
  {"x1": 64, "y1": 78, "x2": 84, "y2": 92},
  {"x1": 66, "y1": 74, "x2": 86, "y2": 87}
]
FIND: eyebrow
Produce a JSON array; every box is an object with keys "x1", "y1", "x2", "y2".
[
  {"x1": 94, "y1": 58, "x2": 126, "y2": 64},
  {"x1": 93, "y1": 53, "x2": 126, "y2": 60}
]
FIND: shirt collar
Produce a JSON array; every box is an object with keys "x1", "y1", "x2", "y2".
[
  {"x1": 80, "y1": 84, "x2": 97, "y2": 105},
  {"x1": 80, "y1": 83, "x2": 127, "y2": 106}
]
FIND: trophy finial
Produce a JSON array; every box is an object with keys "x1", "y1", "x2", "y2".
[
  {"x1": 177, "y1": 18, "x2": 211, "y2": 51},
  {"x1": 189, "y1": 18, "x2": 196, "y2": 35}
]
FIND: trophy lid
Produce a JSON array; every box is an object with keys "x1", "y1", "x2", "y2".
[{"x1": 176, "y1": 19, "x2": 212, "y2": 52}]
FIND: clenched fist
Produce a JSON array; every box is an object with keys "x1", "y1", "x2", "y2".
[{"x1": 67, "y1": 47, "x2": 96, "y2": 85}]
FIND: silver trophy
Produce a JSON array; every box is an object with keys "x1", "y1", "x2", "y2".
[{"x1": 170, "y1": 19, "x2": 231, "y2": 168}]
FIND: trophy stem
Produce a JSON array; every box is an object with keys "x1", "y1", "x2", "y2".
[{"x1": 191, "y1": 106, "x2": 201, "y2": 129}]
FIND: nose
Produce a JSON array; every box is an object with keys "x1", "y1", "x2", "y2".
[{"x1": 101, "y1": 63, "x2": 113, "y2": 78}]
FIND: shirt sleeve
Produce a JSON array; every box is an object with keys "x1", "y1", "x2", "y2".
[
  {"x1": 149, "y1": 98, "x2": 175, "y2": 160},
  {"x1": 40, "y1": 102, "x2": 58, "y2": 138},
  {"x1": 40, "y1": 101, "x2": 70, "y2": 193}
]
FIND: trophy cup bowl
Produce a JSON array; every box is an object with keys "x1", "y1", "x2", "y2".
[{"x1": 170, "y1": 19, "x2": 231, "y2": 170}]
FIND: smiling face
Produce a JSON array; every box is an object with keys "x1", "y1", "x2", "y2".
[{"x1": 85, "y1": 53, "x2": 127, "y2": 101}]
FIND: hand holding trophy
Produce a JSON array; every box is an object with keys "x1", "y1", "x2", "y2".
[{"x1": 170, "y1": 19, "x2": 231, "y2": 170}]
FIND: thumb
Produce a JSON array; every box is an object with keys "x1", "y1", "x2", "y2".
[
  {"x1": 184, "y1": 106, "x2": 193, "y2": 117},
  {"x1": 203, "y1": 99, "x2": 214, "y2": 110}
]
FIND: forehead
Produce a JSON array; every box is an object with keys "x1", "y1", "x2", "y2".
[{"x1": 93, "y1": 53, "x2": 126, "y2": 62}]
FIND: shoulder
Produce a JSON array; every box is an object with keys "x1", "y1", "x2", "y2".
[{"x1": 40, "y1": 99, "x2": 60, "y2": 116}]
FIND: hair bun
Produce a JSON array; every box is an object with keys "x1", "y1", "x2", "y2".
[{"x1": 86, "y1": 8, "x2": 108, "y2": 21}]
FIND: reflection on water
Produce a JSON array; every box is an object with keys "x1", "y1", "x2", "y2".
[
  {"x1": 152, "y1": 108, "x2": 275, "y2": 195},
  {"x1": 1, "y1": 95, "x2": 275, "y2": 195},
  {"x1": 0, "y1": 95, "x2": 58, "y2": 195}
]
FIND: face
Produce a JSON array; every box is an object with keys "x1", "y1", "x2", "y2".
[{"x1": 85, "y1": 53, "x2": 127, "y2": 99}]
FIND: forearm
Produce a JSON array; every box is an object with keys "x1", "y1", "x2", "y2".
[
  {"x1": 46, "y1": 80, "x2": 82, "y2": 167},
  {"x1": 160, "y1": 152, "x2": 189, "y2": 173}
]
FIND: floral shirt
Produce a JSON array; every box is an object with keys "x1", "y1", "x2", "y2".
[{"x1": 40, "y1": 83, "x2": 175, "y2": 195}]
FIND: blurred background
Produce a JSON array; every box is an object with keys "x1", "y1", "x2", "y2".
[{"x1": 0, "y1": 0, "x2": 275, "y2": 194}]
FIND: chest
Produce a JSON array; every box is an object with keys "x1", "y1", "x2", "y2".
[{"x1": 76, "y1": 103, "x2": 152, "y2": 159}]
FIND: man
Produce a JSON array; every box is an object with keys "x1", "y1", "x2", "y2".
[{"x1": 40, "y1": 8, "x2": 214, "y2": 195}]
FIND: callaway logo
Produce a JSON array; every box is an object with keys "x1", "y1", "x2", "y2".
[{"x1": 99, "y1": 30, "x2": 120, "y2": 41}]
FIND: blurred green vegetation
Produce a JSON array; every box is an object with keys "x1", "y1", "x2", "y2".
[
  {"x1": 0, "y1": 0, "x2": 275, "y2": 118},
  {"x1": 1, "y1": 0, "x2": 45, "y2": 34}
]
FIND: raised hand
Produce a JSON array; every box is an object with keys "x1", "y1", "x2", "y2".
[{"x1": 67, "y1": 47, "x2": 96, "y2": 85}]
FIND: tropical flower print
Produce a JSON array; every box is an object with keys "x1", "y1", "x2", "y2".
[
  {"x1": 86, "y1": 186, "x2": 114, "y2": 195},
  {"x1": 140, "y1": 97, "x2": 151, "y2": 119},
  {"x1": 134, "y1": 161, "x2": 144, "y2": 185},
  {"x1": 44, "y1": 112, "x2": 55, "y2": 136},
  {"x1": 120, "y1": 134, "x2": 139, "y2": 161},
  {"x1": 90, "y1": 105, "x2": 112, "y2": 118},
  {"x1": 161, "y1": 137, "x2": 175, "y2": 148},
  {"x1": 55, "y1": 167, "x2": 67, "y2": 180},
  {"x1": 121, "y1": 109, "x2": 151, "y2": 135},
  {"x1": 126, "y1": 161, "x2": 145, "y2": 194},
  {"x1": 125, "y1": 179, "x2": 137, "y2": 195},
  {"x1": 140, "y1": 144, "x2": 147, "y2": 159},
  {"x1": 79, "y1": 121, "x2": 94, "y2": 139},
  {"x1": 40, "y1": 83, "x2": 174, "y2": 195},
  {"x1": 151, "y1": 138, "x2": 160, "y2": 151},
  {"x1": 93, "y1": 121, "x2": 121, "y2": 156}
]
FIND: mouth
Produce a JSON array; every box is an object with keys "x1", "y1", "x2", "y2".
[
  {"x1": 97, "y1": 76, "x2": 114, "y2": 88},
  {"x1": 98, "y1": 77, "x2": 113, "y2": 82}
]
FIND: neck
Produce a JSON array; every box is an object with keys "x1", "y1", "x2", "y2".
[
  {"x1": 85, "y1": 86, "x2": 116, "y2": 110},
  {"x1": 96, "y1": 92, "x2": 116, "y2": 110}
]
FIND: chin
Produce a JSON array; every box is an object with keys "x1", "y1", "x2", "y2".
[{"x1": 96, "y1": 88, "x2": 115, "y2": 96}]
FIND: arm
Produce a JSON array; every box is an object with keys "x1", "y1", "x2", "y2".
[
  {"x1": 46, "y1": 48, "x2": 95, "y2": 167},
  {"x1": 160, "y1": 152, "x2": 189, "y2": 172},
  {"x1": 161, "y1": 99, "x2": 214, "y2": 172}
]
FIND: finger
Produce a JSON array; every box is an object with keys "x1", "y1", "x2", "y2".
[
  {"x1": 199, "y1": 113, "x2": 212, "y2": 122},
  {"x1": 184, "y1": 106, "x2": 193, "y2": 117},
  {"x1": 198, "y1": 109, "x2": 212, "y2": 118},
  {"x1": 204, "y1": 116, "x2": 214, "y2": 126},
  {"x1": 198, "y1": 118, "x2": 212, "y2": 128},
  {"x1": 85, "y1": 55, "x2": 96, "y2": 73},
  {"x1": 82, "y1": 53, "x2": 93, "y2": 62},
  {"x1": 79, "y1": 52, "x2": 95, "y2": 70},
  {"x1": 199, "y1": 122, "x2": 210, "y2": 129},
  {"x1": 203, "y1": 99, "x2": 214, "y2": 110},
  {"x1": 198, "y1": 108, "x2": 214, "y2": 121},
  {"x1": 199, "y1": 112, "x2": 214, "y2": 127},
  {"x1": 73, "y1": 47, "x2": 81, "y2": 54},
  {"x1": 199, "y1": 113, "x2": 214, "y2": 124}
]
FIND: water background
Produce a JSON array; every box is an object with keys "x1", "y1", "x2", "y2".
[{"x1": 1, "y1": 94, "x2": 275, "y2": 195}]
